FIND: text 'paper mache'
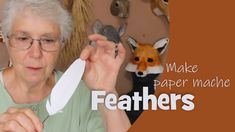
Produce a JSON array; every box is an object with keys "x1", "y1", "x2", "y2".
[{"x1": 125, "y1": 36, "x2": 169, "y2": 124}]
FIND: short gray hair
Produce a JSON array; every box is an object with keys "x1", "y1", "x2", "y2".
[{"x1": 1, "y1": 0, "x2": 73, "y2": 44}]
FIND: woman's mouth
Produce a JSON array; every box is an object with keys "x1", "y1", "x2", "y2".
[{"x1": 26, "y1": 67, "x2": 43, "y2": 71}]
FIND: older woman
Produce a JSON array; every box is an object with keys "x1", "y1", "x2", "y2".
[{"x1": 0, "y1": 0, "x2": 130, "y2": 132}]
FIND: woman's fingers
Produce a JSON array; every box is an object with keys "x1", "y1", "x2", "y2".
[
  {"x1": 81, "y1": 35, "x2": 116, "y2": 61},
  {"x1": 13, "y1": 113, "x2": 35, "y2": 132},
  {"x1": 82, "y1": 34, "x2": 126, "y2": 65},
  {"x1": 1, "y1": 108, "x2": 43, "y2": 132},
  {"x1": 2, "y1": 120, "x2": 27, "y2": 132},
  {"x1": 88, "y1": 34, "x2": 107, "y2": 41},
  {"x1": 80, "y1": 45, "x2": 95, "y2": 60},
  {"x1": 89, "y1": 34, "x2": 116, "y2": 56},
  {"x1": 116, "y1": 43, "x2": 126, "y2": 64},
  {"x1": 19, "y1": 108, "x2": 43, "y2": 132},
  {"x1": 96, "y1": 40, "x2": 116, "y2": 58}
]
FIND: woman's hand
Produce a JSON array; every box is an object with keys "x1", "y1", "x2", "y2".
[
  {"x1": 0, "y1": 108, "x2": 43, "y2": 132},
  {"x1": 81, "y1": 34, "x2": 131, "y2": 131},
  {"x1": 80, "y1": 34, "x2": 126, "y2": 93}
]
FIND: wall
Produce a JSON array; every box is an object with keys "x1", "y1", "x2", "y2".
[{"x1": 0, "y1": 0, "x2": 169, "y2": 94}]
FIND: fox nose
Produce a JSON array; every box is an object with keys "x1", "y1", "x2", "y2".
[{"x1": 137, "y1": 72, "x2": 143, "y2": 76}]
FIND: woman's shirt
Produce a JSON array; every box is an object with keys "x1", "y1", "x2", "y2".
[{"x1": 0, "y1": 70, "x2": 105, "y2": 132}]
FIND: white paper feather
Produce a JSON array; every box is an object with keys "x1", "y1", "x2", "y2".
[{"x1": 46, "y1": 58, "x2": 86, "y2": 116}]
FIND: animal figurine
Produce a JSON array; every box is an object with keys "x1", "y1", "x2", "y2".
[
  {"x1": 92, "y1": 19, "x2": 126, "y2": 57},
  {"x1": 92, "y1": 19, "x2": 126, "y2": 44},
  {"x1": 125, "y1": 36, "x2": 169, "y2": 124},
  {"x1": 151, "y1": 0, "x2": 169, "y2": 21},
  {"x1": 110, "y1": 0, "x2": 130, "y2": 18}
]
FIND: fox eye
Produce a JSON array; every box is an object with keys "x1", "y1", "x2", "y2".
[
  {"x1": 147, "y1": 58, "x2": 153, "y2": 62},
  {"x1": 134, "y1": 57, "x2": 139, "y2": 61}
]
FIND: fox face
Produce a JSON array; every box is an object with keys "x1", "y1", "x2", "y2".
[{"x1": 125, "y1": 37, "x2": 169, "y2": 77}]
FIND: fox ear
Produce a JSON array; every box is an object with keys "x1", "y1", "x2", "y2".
[
  {"x1": 93, "y1": 19, "x2": 103, "y2": 34},
  {"x1": 153, "y1": 38, "x2": 169, "y2": 55},
  {"x1": 127, "y1": 36, "x2": 138, "y2": 52}
]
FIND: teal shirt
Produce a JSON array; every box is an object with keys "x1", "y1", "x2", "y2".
[{"x1": 0, "y1": 70, "x2": 105, "y2": 132}]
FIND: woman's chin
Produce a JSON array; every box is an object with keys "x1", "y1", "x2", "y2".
[{"x1": 23, "y1": 68, "x2": 46, "y2": 82}]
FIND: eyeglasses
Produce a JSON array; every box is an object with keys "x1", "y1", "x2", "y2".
[{"x1": 7, "y1": 34, "x2": 61, "y2": 52}]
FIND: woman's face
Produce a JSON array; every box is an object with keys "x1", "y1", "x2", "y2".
[{"x1": 7, "y1": 12, "x2": 61, "y2": 84}]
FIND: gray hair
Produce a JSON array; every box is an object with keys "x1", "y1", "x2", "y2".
[{"x1": 1, "y1": 0, "x2": 73, "y2": 45}]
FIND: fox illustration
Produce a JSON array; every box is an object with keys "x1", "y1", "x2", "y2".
[{"x1": 125, "y1": 37, "x2": 169, "y2": 124}]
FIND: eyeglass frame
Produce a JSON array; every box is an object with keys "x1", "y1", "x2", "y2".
[{"x1": 6, "y1": 34, "x2": 62, "y2": 52}]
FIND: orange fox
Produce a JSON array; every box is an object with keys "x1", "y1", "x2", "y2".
[
  {"x1": 125, "y1": 37, "x2": 169, "y2": 124},
  {"x1": 125, "y1": 37, "x2": 169, "y2": 77}
]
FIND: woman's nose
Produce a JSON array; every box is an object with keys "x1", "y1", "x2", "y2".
[{"x1": 28, "y1": 40, "x2": 43, "y2": 58}]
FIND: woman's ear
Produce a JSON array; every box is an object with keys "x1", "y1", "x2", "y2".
[{"x1": 153, "y1": 38, "x2": 169, "y2": 55}]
